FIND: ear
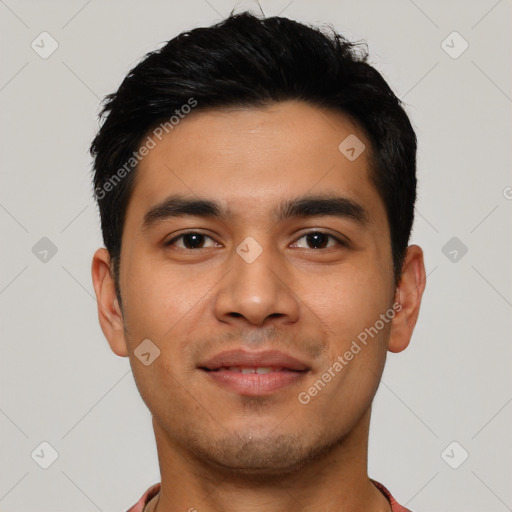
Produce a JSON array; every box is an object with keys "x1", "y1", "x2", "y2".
[
  {"x1": 91, "y1": 248, "x2": 128, "y2": 357},
  {"x1": 388, "y1": 245, "x2": 426, "y2": 353}
]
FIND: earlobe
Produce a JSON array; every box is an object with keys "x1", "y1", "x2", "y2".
[
  {"x1": 388, "y1": 245, "x2": 426, "y2": 353},
  {"x1": 91, "y1": 248, "x2": 129, "y2": 357}
]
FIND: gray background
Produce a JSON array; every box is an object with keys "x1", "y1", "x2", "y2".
[{"x1": 1, "y1": 0, "x2": 511, "y2": 511}]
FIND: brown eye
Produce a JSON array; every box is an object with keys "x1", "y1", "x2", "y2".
[
  {"x1": 292, "y1": 231, "x2": 346, "y2": 249},
  {"x1": 166, "y1": 232, "x2": 217, "y2": 249}
]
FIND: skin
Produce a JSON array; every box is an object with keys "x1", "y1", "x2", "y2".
[{"x1": 92, "y1": 100, "x2": 426, "y2": 512}]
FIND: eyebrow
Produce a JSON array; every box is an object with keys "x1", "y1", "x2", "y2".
[{"x1": 141, "y1": 193, "x2": 369, "y2": 232}]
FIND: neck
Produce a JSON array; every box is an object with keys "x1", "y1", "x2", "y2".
[{"x1": 146, "y1": 408, "x2": 391, "y2": 512}]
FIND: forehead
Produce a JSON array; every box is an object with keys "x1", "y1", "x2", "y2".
[{"x1": 125, "y1": 100, "x2": 385, "y2": 227}]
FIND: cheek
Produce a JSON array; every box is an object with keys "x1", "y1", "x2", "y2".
[
  {"x1": 306, "y1": 267, "x2": 391, "y2": 342},
  {"x1": 122, "y1": 256, "x2": 205, "y2": 342},
  {"x1": 129, "y1": 351, "x2": 195, "y2": 433},
  {"x1": 302, "y1": 265, "x2": 392, "y2": 403}
]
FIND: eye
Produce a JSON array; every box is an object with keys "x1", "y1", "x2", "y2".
[
  {"x1": 291, "y1": 231, "x2": 346, "y2": 250},
  {"x1": 164, "y1": 231, "x2": 346, "y2": 251},
  {"x1": 165, "y1": 232, "x2": 219, "y2": 250}
]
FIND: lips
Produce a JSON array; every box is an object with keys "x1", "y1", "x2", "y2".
[
  {"x1": 215, "y1": 366, "x2": 287, "y2": 374},
  {"x1": 199, "y1": 349, "x2": 310, "y2": 372},
  {"x1": 199, "y1": 349, "x2": 310, "y2": 396}
]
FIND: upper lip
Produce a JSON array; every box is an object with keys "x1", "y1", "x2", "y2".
[{"x1": 199, "y1": 349, "x2": 310, "y2": 371}]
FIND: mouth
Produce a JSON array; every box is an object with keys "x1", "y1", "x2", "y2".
[
  {"x1": 203, "y1": 366, "x2": 302, "y2": 374},
  {"x1": 198, "y1": 350, "x2": 310, "y2": 396}
]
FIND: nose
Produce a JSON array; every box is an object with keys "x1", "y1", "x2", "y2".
[{"x1": 213, "y1": 239, "x2": 301, "y2": 327}]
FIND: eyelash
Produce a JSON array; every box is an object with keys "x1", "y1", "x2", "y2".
[{"x1": 164, "y1": 231, "x2": 348, "y2": 250}]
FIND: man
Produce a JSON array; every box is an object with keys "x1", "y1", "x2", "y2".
[{"x1": 90, "y1": 11, "x2": 425, "y2": 512}]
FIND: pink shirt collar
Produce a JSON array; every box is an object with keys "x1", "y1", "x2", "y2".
[{"x1": 126, "y1": 480, "x2": 412, "y2": 512}]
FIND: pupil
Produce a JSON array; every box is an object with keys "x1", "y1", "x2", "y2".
[
  {"x1": 184, "y1": 233, "x2": 203, "y2": 249},
  {"x1": 308, "y1": 233, "x2": 327, "y2": 249}
]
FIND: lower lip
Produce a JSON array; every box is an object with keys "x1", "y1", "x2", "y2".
[{"x1": 201, "y1": 369, "x2": 308, "y2": 396}]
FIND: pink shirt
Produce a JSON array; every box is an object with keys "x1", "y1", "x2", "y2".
[{"x1": 126, "y1": 480, "x2": 412, "y2": 511}]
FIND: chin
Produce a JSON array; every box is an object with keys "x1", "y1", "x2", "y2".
[{"x1": 187, "y1": 430, "x2": 331, "y2": 481}]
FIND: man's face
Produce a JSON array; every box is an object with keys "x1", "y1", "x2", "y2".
[{"x1": 111, "y1": 100, "x2": 399, "y2": 474}]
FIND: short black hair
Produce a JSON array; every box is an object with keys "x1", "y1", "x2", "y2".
[{"x1": 90, "y1": 11, "x2": 417, "y2": 303}]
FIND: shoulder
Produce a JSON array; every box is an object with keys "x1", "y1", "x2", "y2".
[
  {"x1": 125, "y1": 482, "x2": 161, "y2": 512},
  {"x1": 371, "y1": 479, "x2": 413, "y2": 512}
]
